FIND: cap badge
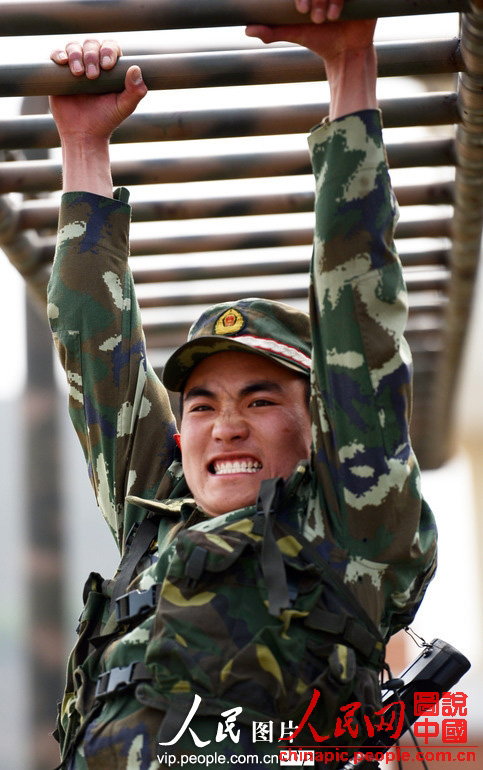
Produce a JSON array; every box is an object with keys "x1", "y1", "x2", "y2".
[{"x1": 214, "y1": 308, "x2": 245, "y2": 335}]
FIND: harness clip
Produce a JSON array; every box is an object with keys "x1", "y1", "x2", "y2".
[{"x1": 115, "y1": 584, "x2": 161, "y2": 623}]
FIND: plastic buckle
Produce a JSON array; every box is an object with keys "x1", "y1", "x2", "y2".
[
  {"x1": 95, "y1": 663, "x2": 136, "y2": 699},
  {"x1": 115, "y1": 584, "x2": 160, "y2": 623}
]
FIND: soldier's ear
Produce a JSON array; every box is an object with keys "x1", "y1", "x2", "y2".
[{"x1": 174, "y1": 433, "x2": 182, "y2": 452}]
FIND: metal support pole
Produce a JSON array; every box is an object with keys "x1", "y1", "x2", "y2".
[
  {"x1": 0, "y1": 0, "x2": 470, "y2": 37},
  {"x1": 0, "y1": 39, "x2": 463, "y2": 98},
  {"x1": 425, "y1": 3, "x2": 483, "y2": 467},
  {"x1": 17, "y1": 94, "x2": 66, "y2": 770}
]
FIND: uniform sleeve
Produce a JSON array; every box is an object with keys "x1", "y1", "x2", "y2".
[
  {"x1": 308, "y1": 111, "x2": 437, "y2": 634},
  {"x1": 47, "y1": 191, "x2": 178, "y2": 551}
]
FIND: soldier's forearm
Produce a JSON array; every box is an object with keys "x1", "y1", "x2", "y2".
[
  {"x1": 61, "y1": 136, "x2": 113, "y2": 197},
  {"x1": 325, "y1": 44, "x2": 377, "y2": 120}
]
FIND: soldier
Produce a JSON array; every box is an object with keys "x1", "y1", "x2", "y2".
[{"x1": 47, "y1": 2, "x2": 437, "y2": 768}]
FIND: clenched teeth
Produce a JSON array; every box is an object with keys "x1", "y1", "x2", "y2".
[{"x1": 212, "y1": 460, "x2": 262, "y2": 475}]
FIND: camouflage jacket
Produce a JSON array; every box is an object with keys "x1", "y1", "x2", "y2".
[{"x1": 48, "y1": 110, "x2": 437, "y2": 764}]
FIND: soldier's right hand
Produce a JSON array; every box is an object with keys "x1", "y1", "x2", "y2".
[
  {"x1": 294, "y1": 0, "x2": 345, "y2": 23},
  {"x1": 49, "y1": 39, "x2": 147, "y2": 141}
]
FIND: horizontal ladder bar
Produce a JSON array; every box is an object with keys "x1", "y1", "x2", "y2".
[
  {"x1": 129, "y1": 245, "x2": 449, "y2": 287},
  {"x1": 0, "y1": 39, "x2": 463, "y2": 98},
  {"x1": 0, "y1": 96, "x2": 459, "y2": 153},
  {"x1": 13, "y1": 181, "x2": 454, "y2": 229},
  {"x1": 37, "y1": 224, "x2": 450, "y2": 265},
  {"x1": 0, "y1": 0, "x2": 469, "y2": 37},
  {"x1": 132, "y1": 267, "x2": 449, "y2": 309}
]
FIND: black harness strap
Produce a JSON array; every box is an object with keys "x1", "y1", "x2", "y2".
[
  {"x1": 109, "y1": 514, "x2": 160, "y2": 612},
  {"x1": 55, "y1": 514, "x2": 161, "y2": 768},
  {"x1": 52, "y1": 701, "x2": 103, "y2": 770},
  {"x1": 257, "y1": 477, "x2": 291, "y2": 617}
]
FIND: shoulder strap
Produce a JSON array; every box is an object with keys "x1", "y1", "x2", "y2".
[{"x1": 109, "y1": 514, "x2": 160, "y2": 612}]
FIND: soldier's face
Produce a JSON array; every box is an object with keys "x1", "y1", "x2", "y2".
[{"x1": 180, "y1": 351, "x2": 312, "y2": 517}]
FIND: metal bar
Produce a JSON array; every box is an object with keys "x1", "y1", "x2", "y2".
[
  {"x1": 0, "y1": 39, "x2": 463, "y2": 98},
  {"x1": 394, "y1": 181, "x2": 454, "y2": 206},
  {"x1": 131, "y1": 247, "x2": 449, "y2": 286},
  {"x1": 146, "y1": 328, "x2": 445, "y2": 358},
  {"x1": 15, "y1": 183, "x2": 454, "y2": 230},
  {"x1": 36, "y1": 211, "x2": 451, "y2": 263},
  {"x1": 0, "y1": 94, "x2": 458, "y2": 154},
  {"x1": 0, "y1": 0, "x2": 469, "y2": 37},
  {"x1": 396, "y1": 219, "x2": 451, "y2": 239},
  {"x1": 134, "y1": 271, "x2": 449, "y2": 309},
  {"x1": 120, "y1": 39, "x2": 292, "y2": 56},
  {"x1": 132, "y1": 267, "x2": 449, "y2": 310},
  {"x1": 19, "y1": 193, "x2": 317, "y2": 230},
  {"x1": 0, "y1": 139, "x2": 456, "y2": 194},
  {"x1": 140, "y1": 295, "x2": 448, "y2": 350}
]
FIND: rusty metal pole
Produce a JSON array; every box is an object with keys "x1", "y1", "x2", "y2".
[
  {"x1": 13, "y1": 181, "x2": 453, "y2": 230},
  {"x1": 0, "y1": 94, "x2": 460, "y2": 155},
  {"x1": 0, "y1": 142, "x2": 454, "y2": 190},
  {"x1": 28, "y1": 224, "x2": 452, "y2": 271},
  {"x1": 0, "y1": 39, "x2": 463, "y2": 98},
  {"x1": 0, "y1": 0, "x2": 470, "y2": 36},
  {"x1": 130, "y1": 268, "x2": 450, "y2": 309},
  {"x1": 426, "y1": 3, "x2": 483, "y2": 467}
]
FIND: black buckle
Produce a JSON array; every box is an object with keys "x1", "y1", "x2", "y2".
[
  {"x1": 115, "y1": 584, "x2": 161, "y2": 623},
  {"x1": 95, "y1": 663, "x2": 136, "y2": 699}
]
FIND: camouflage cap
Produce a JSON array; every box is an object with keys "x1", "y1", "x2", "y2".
[{"x1": 162, "y1": 298, "x2": 312, "y2": 392}]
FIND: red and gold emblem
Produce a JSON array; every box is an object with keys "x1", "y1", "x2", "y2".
[{"x1": 214, "y1": 308, "x2": 245, "y2": 335}]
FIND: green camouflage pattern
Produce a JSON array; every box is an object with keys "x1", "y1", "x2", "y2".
[{"x1": 47, "y1": 109, "x2": 437, "y2": 769}]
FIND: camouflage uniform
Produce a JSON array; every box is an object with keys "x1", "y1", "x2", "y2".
[{"x1": 48, "y1": 110, "x2": 437, "y2": 769}]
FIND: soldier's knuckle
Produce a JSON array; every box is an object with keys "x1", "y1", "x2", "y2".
[
  {"x1": 65, "y1": 40, "x2": 82, "y2": 52},
  {"x1": 83, "y1": 38, "x2": 101, "y2": 49},
  {"x1": 102, "y1": 37, "x2": 120, "y2": 49}
]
